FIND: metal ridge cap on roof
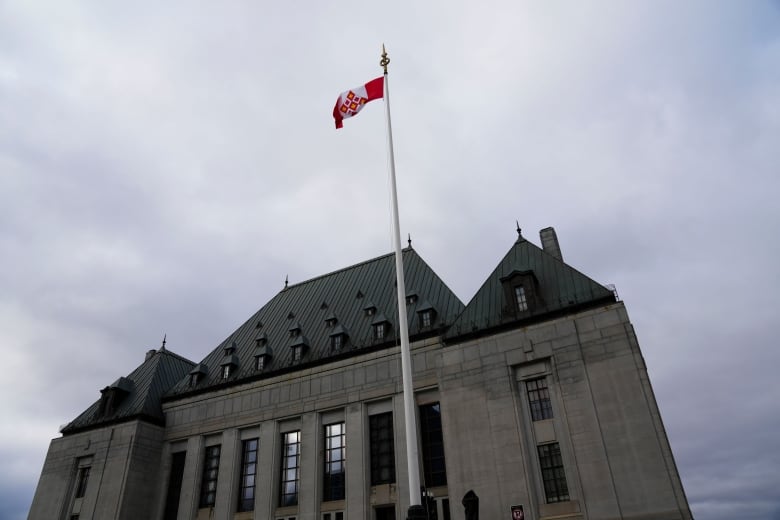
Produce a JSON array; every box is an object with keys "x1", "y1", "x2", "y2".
[
  {"x1": 156, "y1": 348, "x2": 197, "y2": 367},
  {"x1": 282, "y1": 248, "x2": 414, "y2": 291}
]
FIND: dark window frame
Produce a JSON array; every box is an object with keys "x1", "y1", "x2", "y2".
[
  {"x1": 323, "y1": 422, "x2": 346, "y2": 501},
  {"x1": 369, "y1": 412, "x2": 396, "y2": 485},
  {"x1": 421, "y1": 310, "x2": 432, "y2": 328},
  {"x1": 526, "y1": 377, "x2": 554, "y2": 421},
  {"x1": 199, "y1": 445, "x2": 221, "y2": 508},
  {"x1": 514, "y1": 285, "x2": 528, "y2": 312},
  {"x1": 419, "y1": 402, "x2": 447, "y2": 487},
  {"x1": 538, "y1": 443, "x2": 569, "y2": 503},
  {"x1": 74, "y1": 466, "x2": 90, "y2": 498},
  {"x1": 279, "y1": 431, "x2": 301, "y2": 507},
  {"x1": 373, "y1": 323, "x2": 385, "y2": 341},
  {"x1": 237, "y1": 438, "x2": 259, "y2": 512},
  {"x1": 291, "y1": 345, "x2": 303, "y2": 364},
  {"x1": 163, "y1": 451, "x2": 186, "y2": 520}
]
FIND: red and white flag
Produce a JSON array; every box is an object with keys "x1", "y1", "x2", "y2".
[{"x1": 332, "y1": 76, "x2": 384, "y2": 129}]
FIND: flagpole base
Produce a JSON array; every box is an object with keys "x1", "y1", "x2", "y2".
[{"x1": 406, "y1": 505, "x2": 427, "y2": 520}]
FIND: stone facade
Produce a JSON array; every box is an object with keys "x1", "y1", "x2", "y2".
[{"x1": 28, "y1": 230, "x2": 692, "y2": 520}]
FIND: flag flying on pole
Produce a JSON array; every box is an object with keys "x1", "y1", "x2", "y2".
[{"x1": 332, "y1": 76, "x2": 384, "y2": 129}]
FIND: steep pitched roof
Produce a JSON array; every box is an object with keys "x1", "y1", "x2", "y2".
[
  {"x1": 61, "y1": 348, "x2": 195, "y2": 435},
  {"x1": 446, "y1": 233, "x2": 616, "y2": 342},
  {"x1": 166, "y1": 247, "x2": 465, "y2": 398}
]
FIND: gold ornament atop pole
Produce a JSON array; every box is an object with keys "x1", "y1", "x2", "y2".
[{"x1": 380, "y1": 44, "x2": 390, "y2": 74}]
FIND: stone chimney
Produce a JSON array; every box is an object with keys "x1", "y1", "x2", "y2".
[
  {"x1": 145, "y1": 349, "x2": 157, "y2": 362},
  {"x1": 539, "y1": 227, "x2": 563, "y2": 261}
]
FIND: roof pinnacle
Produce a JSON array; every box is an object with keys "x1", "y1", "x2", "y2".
[{"x1": 160, "y1": 334, "x2": 167, "y2": 351}]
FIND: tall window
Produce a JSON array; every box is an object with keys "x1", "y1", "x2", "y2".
[
  {"x1": 369, "y1": 412, "x2": 396, "y2": 485},
  {"x1": 74, "y1": 466, "x2": 90, "y2": 498},
  {"x1": 537, "y1": 443, "x2": 569, "y2": 503},
  {"x1": 237, "y1": 439, "x2": 258, "y2": 512},
  {"x1": 526, "y1": 378, "x2": 553, "y2": 421},
  {"x1": 323, "y1": 422, "x2": 346, "y2": 501},
  {"x1": 280, "y1": 431, "x2": 301, "y2": 506},
  {"x1": 199, "y1": 445, "x2": 221, "y2": 508},
  {"x1": 515, "y1": 286, "x2": 528, "y2": 312},
  {"x1": 163, "y1": 451, "x2": 186, "y2": 520},
  {"x1": 419, "y1": 403, "x2": 447, "y2": 487}
]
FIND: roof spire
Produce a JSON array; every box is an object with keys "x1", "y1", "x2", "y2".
[
  {"x1": 160, "y1": 333, "x2": 167, "y2": 351},
  {"x1": 408, "y1": 233, "x2": 412, "y2": 248},
  {"x1": 516, "y1": 221, "x2": 522, "y2": 238},
  {"x1": 380, "y1": 44, "x2": 390, "y2": 75},
  {"x1": 284, "y1": 274, "x2": 288, "y2": 290}
]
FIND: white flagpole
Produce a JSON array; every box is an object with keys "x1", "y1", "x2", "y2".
[{"x1": 380, "y1": 45, "x2": 423, "y2": 516}]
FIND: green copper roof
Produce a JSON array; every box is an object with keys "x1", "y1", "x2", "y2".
[
  {"x1": 166, "y1": 247, "x2": 465, "y2": 398},
  {"x1": 62, "y1": 348, "x2": 195, "y2": 435},
  {"x1": 446, "y1": 234, "x2": 616, "y2": 342}
]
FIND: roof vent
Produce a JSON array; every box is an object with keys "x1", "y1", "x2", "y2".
[{"x1": 145, "y1": 349, "x2": 156, "y2": 361}]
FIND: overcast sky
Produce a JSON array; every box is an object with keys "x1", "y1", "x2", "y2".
[{"x1": 2, "y1": 2, "x2": 779, "y2": 519}]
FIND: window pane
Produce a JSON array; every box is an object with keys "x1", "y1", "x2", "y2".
[
  {"x1": 279, "y1": 431, "x2": 300, "y2": 506},
  {"x1": 237, "y1": 439, "x2": 258, "y2": 512},
  {"x1": 537, "y1": 443, "x2": 569, "y2": 503},
  {"x1": 324, "y1": 422, "x2": 346, "y2": 501},
  {"x1": 526, "y1": 377, "x2": 553, "y2": 421},
  {"x1": 369, "y1": 413, "x2": 396, "y2": 485},
  {"x1": 419, "y1": 402, "x2": 447, "y2": 487},
  {"x1": 199, "y1": 446, "x2": 221, "y2": 508}
]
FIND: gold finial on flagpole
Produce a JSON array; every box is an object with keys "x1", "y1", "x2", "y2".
[{"x1": 380, "y1": 44, "x2": 390, "y2": 74}]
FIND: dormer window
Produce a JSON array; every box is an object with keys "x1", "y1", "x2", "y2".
[
  {"x1": 96, "y1": 377, "x2": 132, "y2": 418},
  {"x1": 188, "y1": 363, "x2": 208, "y2": 387},
  {"x1": 255, "y1": 333, "x2": 268, "y2": 346},
  {"x1": 416, "y1": 300, "x2": 437, "y2": 329},
  {"x1": 364, "y1": 302, "x2": 377, "y2": 317},
  {"x1": 254, "y1": 344, "x2": 273, "y2": 371},
  {"x1": 500, "y1": 270, "x2": 541, "y2": 319},
  {"x1": 289, "y1": 335, "x2": 309, "y2": 365},
  {"x1": 406, "y1": 292, "x2": 418, "y2": 305},
  {"x1": 421, "y1": 310, "x2": 432, "y2": 328},
  {"x1": 325, "y1": 314, "x2": 338, "y2": 328},
  {"x1": 373, "y1": 323, "x2": 385, "y2": 340},
  {"x1": 514, "y1": 286, "x2": 528, "y2": 312},
  {"x1": 224, "y1": 341, "x2": 237, "y2": 355},
  {"x1": 329, "y1": 324, "x2": 349, "y2": 351},
  {"x1": 371, "y1": 314, "x2": 390, "y2": 341},
  {"x1": 220, "y1": 355, "x2": 238, "y2": 380}
]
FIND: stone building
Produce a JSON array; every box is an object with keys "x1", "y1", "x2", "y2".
[{"x1": 29, "y1": 228, "x2": 692, "y2": 520}]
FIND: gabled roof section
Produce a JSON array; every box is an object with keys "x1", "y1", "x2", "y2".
[
  {"x1": 446, "y1": 234, "x2": 616, "y2": 342},
  {"x1": 61, "y1": 348, "x2": 195, "y2": 435},
  {"x1": 166, "y1": 247, "x2": 465, "y2": 398}
]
